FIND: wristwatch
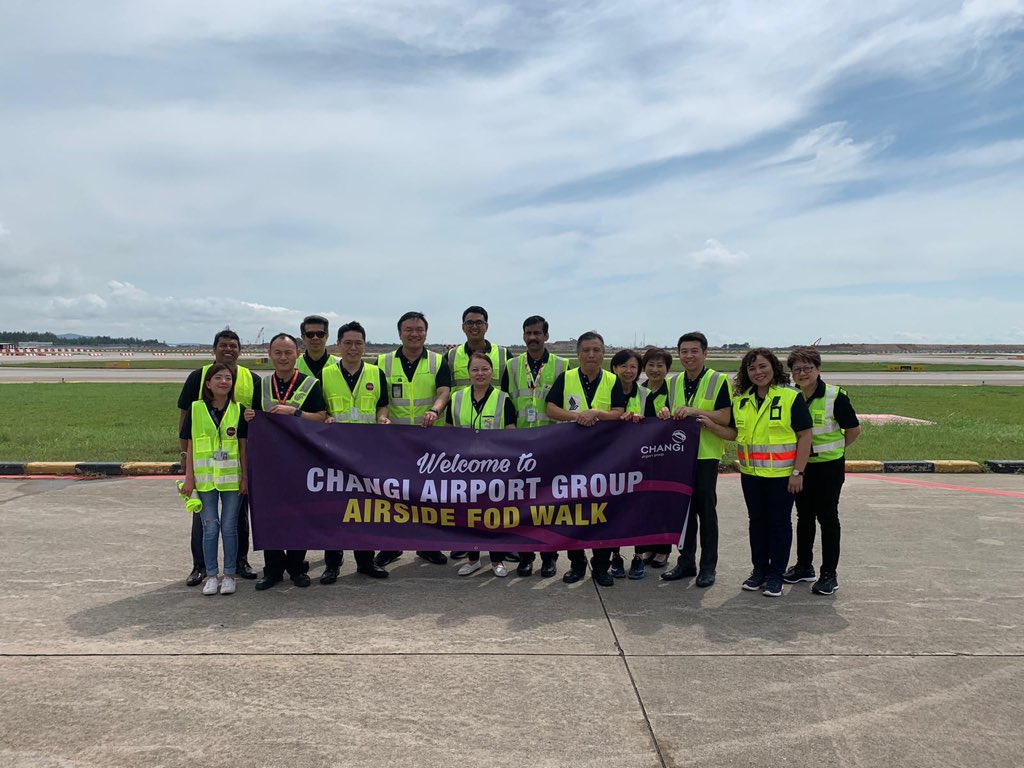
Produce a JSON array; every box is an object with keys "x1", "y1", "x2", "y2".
[
  {"x1": 294, "y1": 408, "x2": 303, "y2": 417},
  {"x1": 428, "y1": 408, "x2": 439, "y2": 416},
  {"x1": 791, "y1": 469, "x2": 804, "y2": 477}
]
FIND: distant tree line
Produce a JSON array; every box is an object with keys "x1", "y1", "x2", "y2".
[{"x1": 0, "y1": 331, "x2": 166, "y2": 347}]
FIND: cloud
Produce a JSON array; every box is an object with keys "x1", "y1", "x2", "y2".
[{"x1": 687, "y1": 239, "x2": 750, "y2": 269}]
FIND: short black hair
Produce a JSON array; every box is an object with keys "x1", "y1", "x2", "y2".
[
  {"x1": 576, "y1": 331, "x2": 605, "y2": 349},
  {"x1": 337, "y1": 321, "x2": 366, "y2": 342},
  {"x1": 641, "y1": 347, "x2": 673, "y2": 369},
  {"x1": 301, "y1": 314, "x2": 330, "y2": 336},
  {"x1": 268, "y1": 332, "x2": 298, "y2": 349},
  {"x1": 610, "y1": 349, "x2": 642, "y2": 369},
  {"x1": 462, "y1": 306, "x2": 488, "y2": 322},
  {"x1": 522, "y1": 315, "x2": 549, "y2": 333},
  {"x1": 677, "y1": 331, "x2": 709, "y2": 352},
  {"x1": 397, "y1": 311, "x2": 428, "y2": 332},
  {"x1": 201, "y1": 363, "x2": 237, "y2": 404},
  {"x1": 213, "y1": 329, "x2": 240, "y2": 348}
]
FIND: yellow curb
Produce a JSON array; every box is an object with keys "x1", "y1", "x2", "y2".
[
  {"x1": 122, "y1": 462, "x2": 179, "y2": 475},
  {"x1": 846, "y1": 461, "x2": 884, "y2": 473},
  {"x1": 932, "y1": 460, "x2": 983, "y2": 474},
  {"x1": 24, "y1": 462, "x2": 78, "y2": 475}
]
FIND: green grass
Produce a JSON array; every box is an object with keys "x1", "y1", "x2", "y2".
[{"x1": 1, "y1": 383, "x2": 1021, "y2": 463}]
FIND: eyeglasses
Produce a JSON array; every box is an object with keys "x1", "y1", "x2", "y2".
[
  {"x1": 790, "y1": 366, "x2": 816, "y2": 374},
  {"x1": 304, "y1": 331, "x2": 327, "y2": 339},
  {"x1": 463, "y1": 320, "x2": 487, "y2": 327}
]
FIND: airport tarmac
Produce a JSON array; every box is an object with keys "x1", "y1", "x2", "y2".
[{"x1": 1, "y1": 474, "x2": 1021, "y2": 767}]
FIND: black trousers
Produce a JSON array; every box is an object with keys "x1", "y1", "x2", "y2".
[
  {"x1": 740, "y1": 474, "x2": 794, "y2": 580},
  {"x1": 263, "y1": 550, "x2": 308, "y2": 578},
  {"x1": 679, "y1": 458, "x2": 720, "y2": 571},
  {"x1": 518, "y1": 551, "x2": 558, "y2": 565},
  {"x1": 191, "y1": 494, "x2": 250, "y2": 569},
  {"x1": 325, "y1": 550, "x2": 374, "y2": 569},
  {"x1": 567, "y1": 548, "x2": 612, "y2": 574},
  {"x1": 793, "y1": 459, "x2": 844, "y2": 575}
]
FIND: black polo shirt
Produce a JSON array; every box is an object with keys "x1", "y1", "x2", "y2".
[
  {"x1": 546, "y1": 369, "x2": 629, "y2": 410},
  {"x1": 340, "y1": 363, "x2": 390, "y2": 410},
  {"x1": 177, "y1": 366, "x2": 261, "y2": 409},
  {"x1": 251, "y1": 371, "x2": 327, "y2": 414},
  {"x1": 301, "y1": 351, "x2": 333, "y2": 382},
  {"x1": 393, "y1": 347, "x2": 453, "y2": 389},
  {"x1": 500, "y1": 349, "x2": 550, "y2": 392},
  {"x1": 644, "y1": 381, "x2": 670, "y2": 418},
  {"x1": 680, "y1": 367, "x2": 732, "y2": 410}
]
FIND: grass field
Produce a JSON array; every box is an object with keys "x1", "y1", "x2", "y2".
[{"x1": 0, "y1": 383, "x2": 1020, "y2": 463}]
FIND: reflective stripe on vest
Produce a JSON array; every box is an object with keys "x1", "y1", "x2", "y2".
[
  {"x1": 507, "y1": 353, "x2": 567, "y2": 428},
  {"x1": 190, "y1": 400, "x2": 241, "y2": 492},
  {"x1": 563, "y1": 368, "x2": 616, "y2": 412},
  {"x1": 378, "y1": 350, "x2": 441, "y2": 425},
  {"x1": 447, "y1": 344, "x2": 508, "y2": 389},
  {"x1": 667, "y1": 368, "x2": 730, "y2": 460},
  {"x1": 296, "y1": 354, "x2": 339, "y2": 380},
  {"x1": 322, "y1": 363, "x2": 379, "y2": 423},
  {"x1": 200, "y1": 364, "x2": 254, "y2": 408},
  {"x1": 259, "y1": 374, "x2": 316, "y2": 412},
  {"x1": 733, "y1": 386, "x2": 800, "y2": 477},
  {"x1": 808, "y1": 383, "x2": 846, "y2": 462},
  {"x1": 624, "y1": 385, "x2": 649, "y2": 415},
  {"x1": 451, "y1": 387, "x2": 508, "y2": 430}
]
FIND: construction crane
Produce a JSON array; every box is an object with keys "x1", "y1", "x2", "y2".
[{"x1": 250, "y1": 327, "x2": 265, "y2": 346}]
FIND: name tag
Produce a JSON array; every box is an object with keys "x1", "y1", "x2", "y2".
[
  {"x1": 213, "y1": 450, "x2": 229, "y2": 461},
  {"x1": 525, "y1": 406, "x2": 538, "y2": 423},
  {"x1": 392, "y1": 383, "x2": 403, "y2": 399}
]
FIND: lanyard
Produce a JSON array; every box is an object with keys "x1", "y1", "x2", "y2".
[
  {"x1": 273, "y1": 370, "x2": 300, "y2": 404},
  {"x1": 526, "y1": 362, "x2": 545, "y2": 392}
]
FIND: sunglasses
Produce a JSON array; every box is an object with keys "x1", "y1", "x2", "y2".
[{"x1": 304, "y1": 331, "x2": 327, "y2": 339}]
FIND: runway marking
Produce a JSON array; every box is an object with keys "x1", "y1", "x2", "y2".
[{"x1": 850, "y1": 474, "x2": 1024, "y2": 498}]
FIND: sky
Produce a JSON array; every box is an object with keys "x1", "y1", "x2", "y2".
[{"x1": 0, "y1": 0, "x2": 1022, "y2": 347}]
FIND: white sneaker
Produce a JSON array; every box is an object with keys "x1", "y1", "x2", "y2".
[
  {"x1": 202, "y1": 576, "x2": 220, "y2": 596},
  {"x1": 220, "y1": 576, "x2": 236, "y2": 595},
  {"x1": 458, "y1": 561, "x2": 482, "y2": 576},
  {"x1": 492, "y1": 562, "x2": 508, "y2": 577}
]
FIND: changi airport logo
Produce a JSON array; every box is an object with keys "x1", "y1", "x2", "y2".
[{"x1": 641, "y1": 430, "x2": 687, "y2": 458}]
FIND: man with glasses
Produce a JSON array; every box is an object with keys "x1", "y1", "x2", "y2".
[
  {"x1": 661, "y1": 331, "x2": 732, "y2": 588},
  {"x1": 177, "y1": 329, "x2": 261, "y2": 585},
  {"x1": 374, "y1": 311, "x2": 453, "y2": 568},
  {"x1": 446, "y1": 305, "x2": 511, "y2": 561}
]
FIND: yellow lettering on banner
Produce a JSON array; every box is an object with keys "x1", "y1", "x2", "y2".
[
  {"x1": 591, "y1": 502, "x2": 607, "y2": 524},
  {"x1": 343, "y1": 498, "x2": 365, "y2": 523},
  {"x1": 468, "y1": 508, "x2": 482, "y2": 528},
  {"x1": 484, "y1": 507, "x2": 500, "y2": 529},
  {"x1": 373, "y1": 499, "x2": 391, "y2": 523},
  {"x1": 393, "y1": 503, "x2": 410, "y2": 524},
  {"x1": 440, "y1": 507, "x2": 455, "y2": 527},
  {"x1": 504, "y1": 506, "x2": 520, "y2": 529},
  {"x1": 530, "y1": 505, "x2": 556, "y2": 525},
  {"x1": 421, "y1": 506, "x2": 438, "y2": 525},
  {"x1": 554, "y1": 505, "x2": 573, "y2": 525}
]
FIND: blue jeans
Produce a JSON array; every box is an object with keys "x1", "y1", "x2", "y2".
[{"x1": 198, "y1": 489, "x2": 241, "y2": 576}]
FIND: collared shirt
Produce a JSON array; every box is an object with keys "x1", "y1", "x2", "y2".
[
  {"x1": 340, "y1": 362, "x2": 390, "y2": 409},
  {"x1": 545, "y1": 369, "x2": 629, "y2": 410},
  {"x1": 682, "y1": 367, "x2": 732, "y2": 410},
  {"x1": 395, "y1": 347, "x2": 453, "y2": 388},
  {"x1": 499, "y1": 349, "x2": 550, "y2": 392},
  {"x1": 801, "y1": 377, "x2": 860, "y2": 429},
  {"x1": 301, "y1": 351, "x2": 332, "y2": 382}
]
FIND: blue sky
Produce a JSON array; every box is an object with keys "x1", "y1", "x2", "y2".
[{"x1": 0, "y1": 1, "x2": 1022, "y2": 346}]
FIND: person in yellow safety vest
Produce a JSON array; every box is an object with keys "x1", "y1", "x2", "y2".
[
  {"x1": 319, "y1": 321, "x2": 391, "y2": 582},
  {"x1": 620, "y1": 347, "x2": 675, "y2": 580},
  {"x1": 446, "y1": 352, "x2": 519, "y2": 577},
  {"x1": 501, "y1": 315, "x2": 567, "y2": 577},
  {"x1": 545, "y1": 331, "x2": 628, "y2": 587},
  {"x1": 659, "y1": 332, "x2": 733, "y2": 588},
  {"x1": 296, "y1": 314, "x2": 339, "y2": 381},
  {"x1": 242, "y1": 333, "x2": 327, "y2": 591},
  {"x1": 180, "y1": 363, "x2": 249, "y2": 597},
  {"x1": 446, "y1": 305, "x2": 510, "y2": 390},
  {"x1": 696, "y1": 348, "x2": 813, "y2": 598},
  {"x1": 784, "y1": 347, "x2": 861, "y2": 596},
  {"x1": 374, "y1": 311, "x2": 453, "y2": 569},
  {"x1": 607, "y1": 348, "x2": 646, "y2": 579},
  {"x1": 177, "y1": 329, "x2": 261, "y2": 586}
]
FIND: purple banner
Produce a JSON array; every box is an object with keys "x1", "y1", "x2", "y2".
[{"x1": 248, "y1": 414, "x2": 698, "y2": 552}]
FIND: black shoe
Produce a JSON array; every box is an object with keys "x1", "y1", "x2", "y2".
[
  {"x1": 763, "y1": 577, "x2": 783, "y2": 597},
  {"x1": 661, "y1": 561, "x2": 698, "y2": 581},
  {"x1": 783, "y1": 564, "x2": 816, "y2": 584},
  {"x1": 562, "y1": 568, "x2": 587, "y2": 584},
  {"x1": 742, "y1": 570, "x2": 767, "y2": 591},
  {"x1": 695, "y1": 569, "x2": 716, "y2": 588},
  {"x1": 503, "y1": 552, "x2": 520, "y2": 562},
  {"x1": 540, "y1": 560, "x2": 557, "y2": 578},
  {"x1": 291, "y1": 573, "x2": 311, "y2": 588},
  {"x1": 356, "y1": 565, "x2": 390, "y2": 579},
  {"x1": 609, "y1": 556, "x2": 626, "y2": 579},
  {"x1": 516, "y1": 561, "x2": 534, "y2": 577},
  {"x1": 811, "y1": 573, "x2": 838, "y2": 595},
  {"x1": 593, "y1": 570, "x2": 614, "y2": 587},
  {"x1": 627, "y1": 556, "x2": 646, "y2": 580},
  {"x1": 186, "y1": 567, "x2": 206, "y2": 587},
  {"x1": 236, "y1": 561, "x2": 257, "y2": 580},
  {"x1": 449, "y1": 551, "x2": 469, "y2": 560},
  {"x1": 647, "y1": 555, "x2": 670, "y2": 569},
  {"x1": 416, "y1": 551, "x2": 448, "y2": 565},
  {"x1": 255, "y1": 573, "x2": 282, "y2": 591},
  {"x1": 320, "y1": 567, "x2": 340, "y2": 585},
  {"x1": 374, "y1": 551, "x2": 402, "y2": 567}
]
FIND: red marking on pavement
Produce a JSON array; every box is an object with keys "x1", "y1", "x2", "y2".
[{"x1": 849, "y1": 474, "x2": 1024, "y2": 498}]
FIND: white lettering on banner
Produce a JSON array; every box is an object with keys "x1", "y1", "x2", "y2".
[
  {"x1": 551, "y1": 472, "x2": 642, "y2": 499},
  {"x1": 307, "y1": 467, "x2": 410, "y2": 500},
  {"x1": 417, "y1": 451, "x2": 513, "y2": 475},
  {"x1": 420, "y1": 477, "x2": 542, "y2": 504}
]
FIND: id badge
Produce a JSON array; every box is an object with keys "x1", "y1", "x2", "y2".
[
  {"x1": 482, "y1": 417, "x2": 494, "y2": 430},
  {"x1": 213, "y1": 450, "x2": 229, "y2": 461},
  {"x1": 391, "y1": 383, "x2": 403, "y2": 399},
  {"x1": 525, "y1": 406, "x2": 538, "y2": 423}
]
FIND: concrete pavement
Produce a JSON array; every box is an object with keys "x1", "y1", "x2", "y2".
[{"x1": 1, "y1": 474, "x2": 1022, "y2": 767}]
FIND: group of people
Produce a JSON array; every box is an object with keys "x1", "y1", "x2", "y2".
[{"x1": 177, "y1": 307, "x2": 859, "y2": 599}]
